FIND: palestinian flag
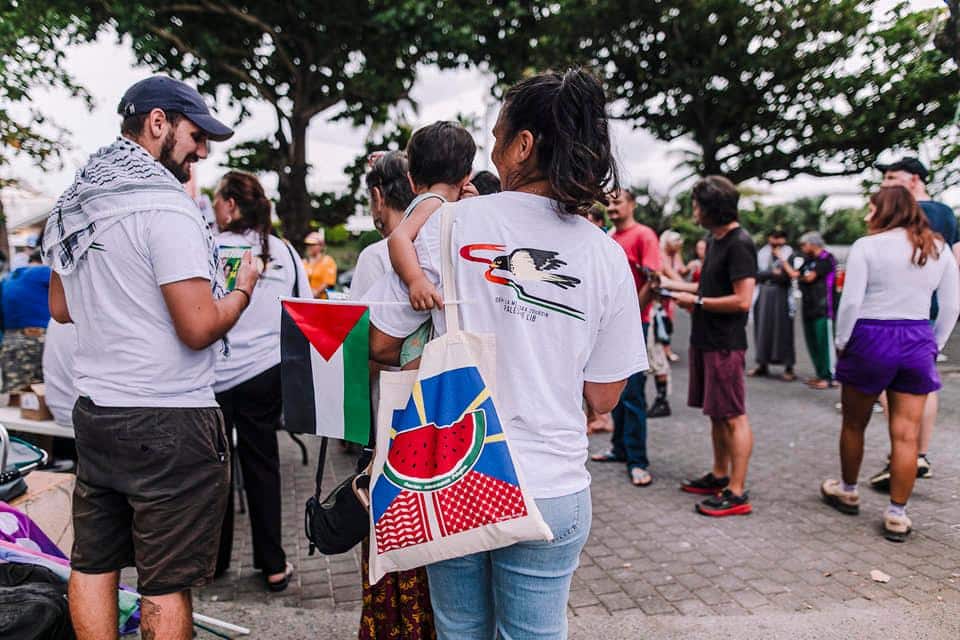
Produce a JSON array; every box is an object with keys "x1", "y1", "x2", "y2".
[{"x1": 281, "y1": 299, "x2": 370, "y2": 444}]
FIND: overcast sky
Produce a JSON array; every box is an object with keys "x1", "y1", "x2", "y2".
[{"x1": 4, "y1": 0, "x2": 948, "y2": 217}]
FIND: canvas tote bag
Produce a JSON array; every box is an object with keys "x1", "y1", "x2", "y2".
[{"x1": 367, "y1": 208, "x2": 553, "y2": 584}]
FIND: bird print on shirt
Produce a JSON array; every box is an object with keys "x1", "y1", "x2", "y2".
[
  {"x1": 490, "y1": 249, "x2": 582, "y2": 290},
  {"x1": 461, "y1": 244, "x2": 585, "y2": 321}
]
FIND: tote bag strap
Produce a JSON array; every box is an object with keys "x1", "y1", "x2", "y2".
[{"x1": 439, "y1": 207, "x2": 461, "y2": 334}]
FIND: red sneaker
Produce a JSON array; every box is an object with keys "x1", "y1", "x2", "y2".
[
  {"x1": 680, "y1": 472, "x2": 729, "y2": 495},
  {"x1": 696, "y1": 489, "x2": 752, "y2": 517}
]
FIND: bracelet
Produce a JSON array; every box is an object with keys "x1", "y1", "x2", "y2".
[
  {"x1": 695, "y1": 294, "x2": 704, "y2": 307},
  {"x1": 234, "y1": 288, "x2": 251, "y2": 305}
]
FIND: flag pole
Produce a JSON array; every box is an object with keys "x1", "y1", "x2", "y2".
[{"x1": 279, "y1": 297, "x2": 470, "y2": 306}]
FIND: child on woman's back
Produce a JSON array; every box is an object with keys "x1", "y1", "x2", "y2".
[{"x1": 388, "y1": 121, "x2": 477, "y2": 311}]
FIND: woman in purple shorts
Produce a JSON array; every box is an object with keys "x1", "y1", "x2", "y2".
[{"x1": 821, "y1": 186, "x2": 959, "y2": 542}]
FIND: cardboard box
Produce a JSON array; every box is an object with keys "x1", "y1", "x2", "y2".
[{"x1": 20, "y1": 384, "x2": 52, "y2": 421}]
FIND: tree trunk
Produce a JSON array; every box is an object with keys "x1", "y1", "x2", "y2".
[
  {"x1": 0, "y1": 196, "x2": 10, "y2": 273},
  {"x1": 700, "y1": 143, "x2": 723, "y2": 178},
  {"x1": 276, "y1": 115, "x2": 311, "y2": 252}
]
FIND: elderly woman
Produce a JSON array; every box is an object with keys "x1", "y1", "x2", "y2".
[
  {"x1": 367, "y1": 69, "x2": 647, "y2": 639},
  {"x1": 781, "y1": 231, "x2": 837, "y2": 389},
  {"x1": 354, "y1": 151, "x2": 437, "y2": 639}
]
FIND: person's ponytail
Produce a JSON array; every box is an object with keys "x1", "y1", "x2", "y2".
[
  {"x1": 502, "y1": 68, "x2": 619, "y2": 215},
  {"x1": 219, "y1": 170, "x2": 274, "y2": 265}
]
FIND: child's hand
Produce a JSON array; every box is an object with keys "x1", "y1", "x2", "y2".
[
  {"x1": 409, "y1": 278, "x2": 444, "y2": 311},
  {"x1": 460, "y1": 182, "x2": 480, "y2": 199}
]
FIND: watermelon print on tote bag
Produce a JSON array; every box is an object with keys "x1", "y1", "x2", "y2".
[{"x1": 367, "y1": 210, "x2": 552, "y2": 584}]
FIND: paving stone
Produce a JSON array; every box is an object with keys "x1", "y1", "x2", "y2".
[
  {"x1": 730, "y1": 589, "x2": 770, "y2": 609},
  {"x1": 693, "y1": 586, "x2": 732, "y2": 606},
  {"x1": 598, "y1": 591, "x2": 637, "y2": 612},
  {"x1": 568, "y1": 589, "x2": 601, "y2": 609},
  {"x1": 656, "y1": 583, "x2": 694, "y2": 602},
  {"x1": 748, "y1": 578, "x2": 790, "y2": 595},
  {"x1": 587, "y1": 578, "x2": 623, "y2": 596},
  {"x1": 637, "y1": 596, "x2": 677, "y2": 616},
  {"x1": 673, "y1": 598, "x2": 714, "y2": 617}
]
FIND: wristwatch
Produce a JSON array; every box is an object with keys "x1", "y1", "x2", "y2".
[{"x1": 695, "y1": 294, "x2": 704, "y2": 307}]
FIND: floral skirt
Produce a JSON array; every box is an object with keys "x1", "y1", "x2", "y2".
[{"x1": 359, "y1": 538, "x2": 436, "y2": 640}]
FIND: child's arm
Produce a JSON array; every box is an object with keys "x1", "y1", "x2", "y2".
[{"x1": 388, "y1": 197, "x2": 445, "y2": 311}]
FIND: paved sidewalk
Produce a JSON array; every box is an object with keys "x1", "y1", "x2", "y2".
[{"x1": 180, "y1": 313, "x2": 960, "y2": 638}]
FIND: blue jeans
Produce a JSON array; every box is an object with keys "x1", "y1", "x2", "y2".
[
  {"x1": 426, "y1": 488, "x2": 592, "y2": 640},
  {"x1": 610, "y1": 369, "x2": 649, "y2": 470}
]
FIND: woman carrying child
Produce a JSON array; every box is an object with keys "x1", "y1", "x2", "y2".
[{"x1": 367, "y1": 69, "x2": 647, "y2": 639}]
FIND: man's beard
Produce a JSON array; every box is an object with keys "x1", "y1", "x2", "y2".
[{"x1": 158, "y1": 130, "x2": 195, "y2": 183}]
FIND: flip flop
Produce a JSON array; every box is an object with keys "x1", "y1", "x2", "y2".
[
  {"x1": 266, "y1": 562, "x2": 295, "y2": 593},
  {"x1": 781, "y1": 372, "x2": 797, "y2": 382},
  {"x1": 591, "y1": 450, "x2": 626, "y2": 463},
  {"x1": 747, "y1": 368, "x2": 768, "y2": 377},
  {"x1": 630, "y1": 468, "x2": 653, "y2": 487}
]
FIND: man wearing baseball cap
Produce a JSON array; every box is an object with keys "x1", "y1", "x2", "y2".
[
  {"x1": 43, "y1": 76, "x2": 259, "y2": 639},
  {"x1": 866, "y1": 156, "x2": 959, "y2": 492}
]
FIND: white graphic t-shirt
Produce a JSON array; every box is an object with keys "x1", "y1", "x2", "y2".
[
  {"x1": 369, "y1": 191, "x2": 648, "y2": 498},
  {"x1": 214, "y1": 231, "x2": 310, "y2": 392},
  {"x1": 61, "y1": 210, "x2": 217, "y2": 407}
]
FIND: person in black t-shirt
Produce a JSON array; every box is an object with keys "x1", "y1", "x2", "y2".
[{"x1": 662, "y1": 176, "x2": 757, "y2": 517}]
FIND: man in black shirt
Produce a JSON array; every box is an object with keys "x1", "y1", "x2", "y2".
[{"x1": 662, "y1": 176, "x2": 757, "y2": 517}]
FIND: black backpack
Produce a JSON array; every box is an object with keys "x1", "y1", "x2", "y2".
[{"x1": 0, "y1": 564, "x2": 74, "y2": 640}]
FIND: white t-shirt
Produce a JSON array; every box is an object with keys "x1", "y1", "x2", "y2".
[
  {"x1": 350, "y1": 238, "x2": 390, "y2": 300},
  {"x1": 41, "y1": 319, "x2": 78, "y2": 427},
  {"x1": 836, "y1": 228, "x2": 960, "y2": 351},
  {"x1": 214, "y1": 231, "x2": 309, "y2": 392},
  {"x1": 368, "y1": 192, "x2": 648, "y2": 499},
  {"x1": 61, "y1": 211, "x2": 218, "y2": 407}
]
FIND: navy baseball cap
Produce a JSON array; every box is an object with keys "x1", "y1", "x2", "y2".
[
  {"x1": 874, "y1": 156, "x2": 929, "y2": 182},
  {"x1": 118, "y1": 76, "x2": 234, "y2": 142}
]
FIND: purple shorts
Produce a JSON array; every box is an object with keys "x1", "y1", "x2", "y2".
[
  {"x1": 688, "y1": 347, "x2": 746, "y2": 419},
  {"x1": 835, "y1": 319, "x2": 940, "y2": 396}
]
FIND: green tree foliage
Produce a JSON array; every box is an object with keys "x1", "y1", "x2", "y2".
[
  {"x1": 629, "y1": 186, "x2": 867, "y2": 255},
  {"x1": 499, "y1": 1, "x2": 960, "y2": 184},
  {"x1": 90, "y1": 0, "x2": 535, "y2": 247},
  {"x1": 0, "y1": 1, "x2": 98, "y2": 258},
  {"x1": 0, "y1": 2, "x2": 97, "y2": 177}
]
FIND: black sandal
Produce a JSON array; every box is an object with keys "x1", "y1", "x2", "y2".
[{"x1": 266, "y1": 562, "x2": 294, "y2": 592}]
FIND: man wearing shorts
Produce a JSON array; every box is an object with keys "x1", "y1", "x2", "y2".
[
  {"x1": 44, "y1": 76, "x2": 258, "y2": 640},
  {"x1": 662, "y1": 176, "x2": 757, "y2": 516}
]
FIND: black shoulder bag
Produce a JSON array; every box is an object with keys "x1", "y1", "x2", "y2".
[{"x1": 285, "y1": 240, "x2": 372, "y2": 555}]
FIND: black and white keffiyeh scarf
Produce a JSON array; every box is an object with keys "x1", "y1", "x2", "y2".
[{"x1": 42, "y1": 137, "x2": 229, "y2": 351}]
